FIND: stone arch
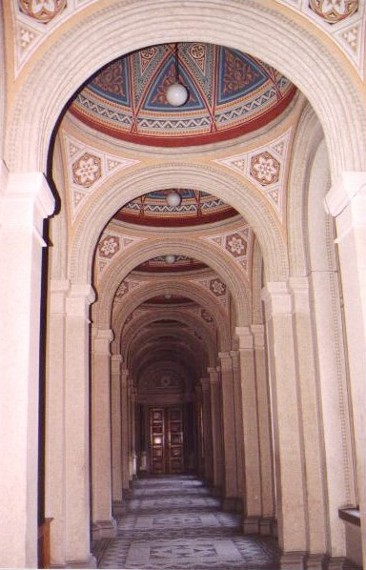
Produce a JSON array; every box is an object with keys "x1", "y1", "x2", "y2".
[
  {"x1": 287, "y1": 103, "x2": 326, "y2": 277},
  {"x1": 6, "y1": 0, "x2": 365, "y2": 177},
  {"x1": 126, "y1": 327, "x2": 211, "y2": 382},
  {"x1": 72, "y1": 163, "x2": 285, "y2": 286},
  {"x1": 111, "y1": 279, "x2": 232, "y2": 351},
  {"x1": 95, "y1": 235, "x2": 250, "y2": 329},
  {"x1": 116, "y1": 308, "x2": 217, "y2": 367}
]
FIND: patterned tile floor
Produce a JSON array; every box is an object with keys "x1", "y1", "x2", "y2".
[{"x1": 93, "y1": 475, "x2": 281, "y2": 569}]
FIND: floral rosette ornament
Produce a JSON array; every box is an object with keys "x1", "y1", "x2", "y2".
[
  {"x1": 309, "y1": 0, "x2": 358, "y2": 24},
  {"x1": 19, "y1": 0, "x2": 67, "y2": 23}
]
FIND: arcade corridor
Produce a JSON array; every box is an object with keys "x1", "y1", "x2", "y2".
[{"x1": 93, "y1": 475, "x2": 281, "y2": 569}]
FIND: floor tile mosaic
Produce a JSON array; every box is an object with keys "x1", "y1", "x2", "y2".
[{"x1": 93, "y1": 475, "x2": 281, "y2": 569}]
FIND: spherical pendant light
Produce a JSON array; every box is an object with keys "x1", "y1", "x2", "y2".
[
  {"x1": 166, "y1": 190, "x2": 182, "y2": 207},
  {"x1": 166, "y1": 82, "x2": 189, "y2": 107},
  {"x1": 165, "y1": 254, "x2": 176, "y2": 264}
]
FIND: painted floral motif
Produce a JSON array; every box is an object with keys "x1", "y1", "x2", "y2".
[
  {"x1": 98, "y1": 236, "x2": 120, "y2": 259},
  {"x1": 226, "y1": 233, "x2": 247, "y2": 257},
  {"x1": 309, "y1": 0, "x2": 358, "y2": 23},
  {"x1": 201, "y1": 309, "x2": 214, "y2": 323},
  {"x1": 116, "y1": 281, "x2": 129, "y2": 297},
  {"x1": 250, "y1": 151, "x2": 280, "y2": 186},
  {"x1": 18, "y1": 0, "x2": 67, "y2": 23},
  {"x1": 210, "y1": 279, "x2": 227, "y2": 297},
  {"x1": 72, "y1": 153, "x2": 101, "y2": 188}
]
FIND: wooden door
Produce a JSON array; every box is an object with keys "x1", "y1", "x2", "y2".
[{"x1": 149, "y1": 406, "x2": 184, "y2": 474}]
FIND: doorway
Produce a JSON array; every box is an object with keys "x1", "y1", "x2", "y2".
[{"x1": 149, "y1": 406, "x2": 184, "y2": 474}]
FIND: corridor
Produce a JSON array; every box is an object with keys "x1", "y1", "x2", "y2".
[{"x1": 93, "y1": 475, "x2": 281, "y2": 569}]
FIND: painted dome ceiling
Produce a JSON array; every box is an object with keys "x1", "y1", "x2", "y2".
[
  {"x1": 114, "y1": 189, "x2": 239, "y2": 227},
  {"x1": 70, "y1": 43, "x2": 296, "y2": 146}
]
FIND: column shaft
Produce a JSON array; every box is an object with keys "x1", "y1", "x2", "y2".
[
  {"x1": 208, "y1": 368, "x2": 224, "y2": 492},
  {"x1": 121, "y1": 369, "x2": 130, "y2": 491},
  {"x1": 325, "y1": 173, "x2": 366, "y2": 568},
  {"x1": 219, "y1": 352, "x2": 239, "y2": 508},
  {"x1": 0, "y1": 169, "x2": 54, "y2": 568},
  {"x1": 64, "y1": 285, "x2": 96, "y2": 567},
  {"x1": 111, "y1": 355, "x2": 123, "y2": 510},
  {"x1": 91, "y1": 328, "x2": 116, "y2": 539},
  {"x1": 262, "y1": 282, "x2": 307, "y2": 562},
  {"x1": 200, "y1": 378, "x2": 213, "y2": 484},
  {"x1": 235, "y1": 329, "x2": 261, "y2": 531}
]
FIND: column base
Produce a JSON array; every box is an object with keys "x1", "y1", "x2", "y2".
[
  {"x1": 211, "y1": 485, "x2": 222, "y2": 497},
  {"x1": 328, "y1": 557, "x2": 362, "y2": 569},
  {"x1": 243, "y1": 516, "x2": 260, "y2": 534},
  {"x1": 65, "y1": 555, "x2": 97, "y2": 568},
  {"x1": 259, "y1": 517, "x2": 275, "y2": 536},
  {"x1": 92, "y1": 519, "x2": 117, "y2": 540},
  {"x1": 306, "y1": 553, "x2": 329, "y2": 569},
  {"x1": 280, "y1": 551, "x2": 307, "y2": 570},
  {"x1": 222, "y1": 497, "x2": 238, "y2": 511},
  {"x1": 113, "y1": 499, "x2": 127, "y2": 516}
]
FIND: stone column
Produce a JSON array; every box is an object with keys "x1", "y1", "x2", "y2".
[
  {"x1": 250, "y1": 324, "x2": 275, "y2": 535},
  {"x1": 200, "y1": 377, "x2": 213, "y2": 484},
  {"x1": 290, "y1": 278, "x2": 329, "y2": 567},
  {"x1": 218, "y1": 352, "x2": 239, "y2": 510},
  {"x1": 230, "y1": 350, "x2": 244, "y2": 511},
  {"x1": 128, "y1": 380, "x2": 137, "y2": 480},
  {"x1": 91, "y1": 328, "x2": 116, "y2": 539},
  {"x1": 121, "y1": 368, "x2": 130, "y2": 492},
  {"x1": 261, "y1": 282, "x2": 307, "y2": 569},
  {"x1": 235, "y1": 328, "x2": 261, "y2": 532},
  {"x1": 325, "y1": 172, "x2": 366, "y2": 569},
  {"x1": 111, "y1": 354, "x2": 124, "y2": 514},
  {"x1": 45, "y1": 279, "x2": 69, "y2": 566},
  {"x1": 0, "y1": 168, "x2": 54, "y2": 568},
  {"x1": 194, "y1": 384, "x2": 205, "y2": 477},
  {"x1": 309, "y1": 267, "x2": 355, "y2": 559},
  {"x1": 64, "y1": 284, "x2": 96, "y2": 567},
  {"x1": 208, "y1": 367, "x2": 224, "y2": 493}
]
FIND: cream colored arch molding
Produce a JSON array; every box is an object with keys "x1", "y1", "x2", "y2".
[
  {"x1": 110, "y1": 279, "x2": 232, "y2": 352},
  {"x1": 69, "y1": 163, "x2": 288, "y2": 284},
  {"x1": 6, "y1": 0, "x2": 365, "y2": 177},
  {"x1": 94, "y1": 236, "x2": 250, "y2": 329},
  {"x1": 118, "y1": 309, "x2": 218, "y2": 367}
]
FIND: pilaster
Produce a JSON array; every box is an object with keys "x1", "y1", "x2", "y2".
[
  {"x1": 111, "y1": 354, "x2": 124, "y2": 513},
  {"x1": 45, "y1": 279, "x2": 69, "y2": 566},
  {"x1": 325, "y1": 172, "x2": 366, "y2": 569},
  {"x1": 0, "y1": 167, "x2": 55, "y2": 568},
  {"x1": 91, "y1": 328, "x2": 117, "y2": 539},
  {"x1": 250, "y1": 324, "x2": 275, "y2": 535},
  {"x1": 200, "y1": 377, "x2": 213, "y2": 484},
  {"x1": 64, "y1": 284, "x2": 96, "y2": 567},
  {"x1": 235, "y1": 327, "x2": 261, "y2": 532},
  {"x1": 261, "y1": 282, "x2": 307, "y2": 557},
  {"x1": 121, "y1": 368, "x2": 130, "y2": 492},
  {"x1": 218, "y1": 352, "x2": 239, "y2": 510},
  {"x1": 207, "y1": 367, "x2": 224, "y2": 492}
]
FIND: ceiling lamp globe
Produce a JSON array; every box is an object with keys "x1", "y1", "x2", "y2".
[
  {"x1": 166, "y1": 82, "x2": 189, "y2": 107},
  {"x1": 166, "y1": 191, "x2": 182, "y2": 207},
  {"x1": 165, "y1": 254, "x2": 176, "y2": 264}
]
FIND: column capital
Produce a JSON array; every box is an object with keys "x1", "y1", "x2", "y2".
[
  {"x1": 200, "y1": 377, "x2": 210, "y2": 390},
  {"x1": 325, "y1": 171, "x2": 366, "y2": 217},
  {"x1": 0, "y1": 168, "x2": 55, "y2": 249},
  {"x1": 66, "y1": 284, "x2": 96, "y2": 317},
  {"x1": 92, "y1": 328, "x2": 114, "y2": 355},
  {"x1": 207, "y1": 367, "x2": 220, "y2": 383},
  {"x1": 218, "y1": 351, "x2": 233, "y2": 371},
  {"x1": 261, "y1": 281, "x2": 291, "y2": 317},
  {"x1": 250, "y1": 324, "x2": 265, "y2": 348},
  {"x1": 111, "y1": 354, "x2": 122, "y2": 375},
  {"x1": 49, "y1": 279, "x2": 70, "y2": 314},
  {"x1": 235, "y1": 326, "x2": 254, "y2": 350},
  {"x1": 289, "y1": 277, "x2": 310, "y2": 314}
]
